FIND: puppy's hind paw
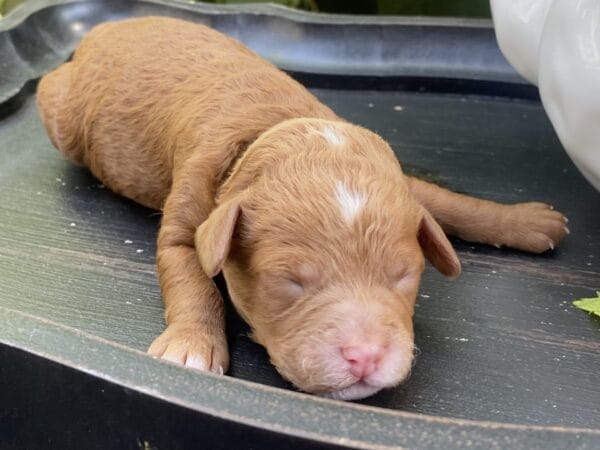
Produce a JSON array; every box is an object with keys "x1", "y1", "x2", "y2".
[
  {"x1": 499, "y1": 202, "x2": 569, "y2": 253},
  {"x1": 148, "y1": 323, "x2": 229, "y2": 375}
]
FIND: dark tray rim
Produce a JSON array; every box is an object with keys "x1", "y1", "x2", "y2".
[
  {"x1": 0, "y1": 0, "x2": 531, "y2": 106},
  {"x1": 1, "y1": 0, "x2": 497, "y2": 30},
  {"x1": 3, "y1": 306, "x2": 600, "y2": 449}
]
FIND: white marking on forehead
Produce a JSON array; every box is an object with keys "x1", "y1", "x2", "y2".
[
  {"x1": 310, "y1": 124, "x2": 345, "y2": 146},
  {"x1": 322, "y1": 126, "x2": 345, "y2": 146},
  {"x1": 335, "y1": 181, "x2": 367, "y2": 224}
]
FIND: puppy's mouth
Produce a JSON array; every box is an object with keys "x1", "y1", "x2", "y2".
[{"x1": 319, "y1": 380, "x2": 384, "y2": 401}]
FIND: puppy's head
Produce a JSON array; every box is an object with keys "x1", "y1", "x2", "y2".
[{"x1": 195, "y1": 120, "x2": 460, "y2": 400}]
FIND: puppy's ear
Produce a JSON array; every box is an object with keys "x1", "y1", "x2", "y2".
[
  {"x1": 195, "y1": 197, "x2": 242, "y2": 277},
  {"x1": 418, "y1": 209, "x2": 461, "y2": 278}
]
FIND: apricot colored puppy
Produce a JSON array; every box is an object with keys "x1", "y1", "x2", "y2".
[{"x1": 37, "y1": 17, "x2": 568, "y2": 400}]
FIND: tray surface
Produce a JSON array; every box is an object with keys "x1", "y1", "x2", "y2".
[{"x1": 0, "y1": 1, "x2": 599, "y2": 449}]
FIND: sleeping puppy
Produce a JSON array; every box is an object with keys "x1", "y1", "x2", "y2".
[{"x1": 37, "y1": 17, "x2": 568, "y2": 400}]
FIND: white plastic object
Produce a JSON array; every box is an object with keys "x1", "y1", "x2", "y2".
[{"x1": 490, "y1": 0, "x2": 600, "y2": 192}]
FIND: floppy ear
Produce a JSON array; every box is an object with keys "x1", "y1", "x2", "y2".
[
  {"x1": 195, "y1": 197, "x2": 242, "y2": 277},
  {"x1": 418, "y1": 209, "x2": 461, "y2": 278}
]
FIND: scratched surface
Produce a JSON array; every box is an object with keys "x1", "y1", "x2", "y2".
[{"x1": 1, "y1": 84, "x2": 598, "y2": 429}]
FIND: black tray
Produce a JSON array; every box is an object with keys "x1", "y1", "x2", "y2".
[{"x1": 1, "y1": 1, "x2": 599, "y2": 449}]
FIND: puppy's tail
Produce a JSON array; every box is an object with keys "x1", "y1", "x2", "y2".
[{"x1": 37, "y1": 63, "x2": 85, "y2": 165}]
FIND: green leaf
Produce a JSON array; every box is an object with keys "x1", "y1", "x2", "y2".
[{"x1": 573, "y1": 292, "x2": 600, "y2": 317}]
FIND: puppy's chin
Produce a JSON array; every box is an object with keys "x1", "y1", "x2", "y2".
[
  {"x1": 318, "y1": 381, "x2": 385, "y2": 401},
  {"x1": 314, "y1": 358, "x2": 413, "y2": 401}
]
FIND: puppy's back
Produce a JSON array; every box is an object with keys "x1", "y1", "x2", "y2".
[
  {"x1": 39, "y1": 18, "x2": 256, "y2": 157},
  {"x1": 38, "y1": 17, "x2": 333, "y2": 208}
]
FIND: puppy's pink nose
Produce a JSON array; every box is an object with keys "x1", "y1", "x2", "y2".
[{"x1": 342, "y1": 344, "x2": 383, "y2": 379}]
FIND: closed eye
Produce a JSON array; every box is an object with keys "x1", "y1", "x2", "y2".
[
  {"x1": 388, "y1": 269, "x2": 407, "y2": 284},
  {"x1": 389, "y1": 269, "x2": 420, "y2": 294},
  {"x1": 394, "y1": 275, "x2": 414, "y2": 292},
  {"x1": 282, "y1": 276, "x2": 305, "y2": 299},
  {"x1": 262, "y1": 273, "x2": 306, "y2": 303},
  {"x1": 388, "y1": 256, "x2": 425, "y2": 293},
  {"x1": 261, "y1": 264, "x2": 321, "y2": 303}
]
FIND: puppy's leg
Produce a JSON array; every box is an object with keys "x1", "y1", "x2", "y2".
[
  {"x1": 37, "y1": 63, "x2": 86, "y2": 165},
  {"x1": 148, "y1": 155, "x2": 229, "y2": 374},
  {"x1": 407, "y1": 177, "x2": 569, "y2": 253}
]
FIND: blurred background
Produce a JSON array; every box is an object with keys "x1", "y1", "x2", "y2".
[{"x1": 0, "y1": 0, "x2": 492, "y2": 18}]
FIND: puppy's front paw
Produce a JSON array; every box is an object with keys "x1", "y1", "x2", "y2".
[
  {"x1": 498, "y1": 202, "x2": 569, "y2": 253},
  {"x1": 148, "y1": 323, "x2": 229, "y2": 374}
]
